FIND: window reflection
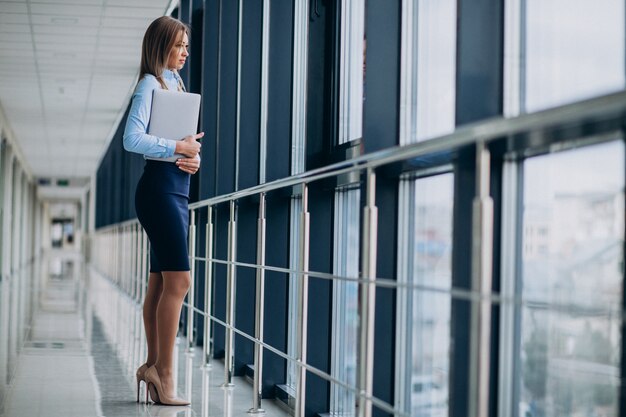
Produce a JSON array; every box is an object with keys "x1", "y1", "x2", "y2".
[
  {"x1": 400, "y1": 0, "x2": 456, "y2": 144},
  {"x1": 520, "y1": 140, "x2": 624, "y2": 417},
  {"x1": 398, "y1": 173, "x2": 453, "y2": 416},
  {"x1": 522, "y1": 0, "x2": 625, "y2": 112},
  {"x1": 331, "y1": 187, "x2": 360, "y2": 416}
]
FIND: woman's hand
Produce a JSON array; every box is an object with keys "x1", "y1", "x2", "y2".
[
  {"x1": 176, "y1": 156, "x2": 201, "y2": 174},
  {"x1": 175, "y1": 132, "x2": 204, "y2": 158}
]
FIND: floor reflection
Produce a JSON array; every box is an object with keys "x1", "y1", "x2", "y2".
[{"x1": 0, "y1": 250, "x2": 290, "y2": 417}]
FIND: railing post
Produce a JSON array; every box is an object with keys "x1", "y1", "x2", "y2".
[
  {"x1": 358, "y1": 168, "x2": 378, "y2": 417},
  {"x1": 201, "y1": 361, "x2": 212, "y2": 417},
  {"x1": 295, "y1": 184, "x2": 310, "y2": 417},
  {"x1": 131, "y1": 224, "x2": 135, "y2": 301},
  {"x1": 203, "y1": 206, "x2": 214, "y2": 368},
  {"x1": 469, "y1": 142, "x2": 494, "y2": 417},
  {"x1": 115, "y1": 227, "x2": 120, "y2": 286},
  {"x1": 185, "y1": 350, "x2": 194, "y2": 400},
  {"x1": 249, "y1": 193, "x2": 267, "y2": 414},
  {"x1": 223, "y1": 200, "x2": 237, "y2": 386},
  {"x1": 141, "y1": 228, "x2": 149, "y2": 367},
  {"x1": 141, "y1": 229, "x2": 148, "y2": 303},
  {"x1": 135, "y1": 223, "x2": 142, "y2": 304},
  {"x1": 125, "y1": 225, "x2": 130, "y2": 294},
  {"x1": 187, "y1": 209, "x2": 197, "y2": 352},
  {"x1": 125, "y1": 224, "x2": 133, "y2": 297}
]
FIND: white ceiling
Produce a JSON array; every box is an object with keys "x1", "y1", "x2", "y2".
[{"x1": 0, "y1": 0, "x2": 174, "y2": 181}]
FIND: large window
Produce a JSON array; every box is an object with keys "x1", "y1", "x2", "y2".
[
  {"x1": 518, "y1": 140, "x2": 624, "y2": 416},
  {"x1": 330, "y1": 188, "x2": 361, "y2": 415},
  {"x1": 506, "y1": 0, "x2": 625, "y2": 115},
  {"x1": 400, "y1": 0, "x2": 456, "y2": 144},
  {"x1": 395, "y1": 0, "x2": 456, "y2": 413},
  {"x1": 397, "y1": 173, "x2": 454, "y2": 416}
]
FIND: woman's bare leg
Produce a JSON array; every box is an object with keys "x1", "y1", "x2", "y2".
[
  {"x1": 143, "y1": 272, "x2": 164, "y2": 366},
  {"x1": 154, "y1": 270, "x2": 191, "y2": 397}
]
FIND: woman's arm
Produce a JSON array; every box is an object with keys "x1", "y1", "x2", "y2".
[{"x1": 123, "y1": 77, "x2": 177, "y2": 158}]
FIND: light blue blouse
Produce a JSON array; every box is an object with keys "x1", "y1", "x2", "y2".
[{"x1": 123, "y1": 69, "x2": 185, "y2": 159}]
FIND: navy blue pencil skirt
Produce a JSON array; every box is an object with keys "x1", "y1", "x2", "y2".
[{"x1": 135, "y1": 159, "x2": 191, "y2": 273}]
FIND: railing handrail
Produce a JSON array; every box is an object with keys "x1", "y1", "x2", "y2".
[
  {"x1": 95, "y1": 90, "x2": 626, "y2": 232},
  {"x1": 90, "y1": 89, "x2": 626, "y2": 417},
  {"x1": 185, "y1": 89, "x2": 626, "y2": 209}
]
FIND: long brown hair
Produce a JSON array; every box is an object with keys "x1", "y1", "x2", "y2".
[{"x1": 139, "y1": 16, "x2": 189, "y2": 89}]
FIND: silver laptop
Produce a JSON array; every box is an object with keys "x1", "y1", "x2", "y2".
[{"x1": 145, "y1": 89, "x2": 201, "y2": 162}]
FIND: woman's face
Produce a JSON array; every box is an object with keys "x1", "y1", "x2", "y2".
[{"x1": 167, "y1": 31, "x2": 189, "y2": 70}]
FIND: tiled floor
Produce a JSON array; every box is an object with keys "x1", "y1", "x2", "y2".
[{"x1": 0, "y1": 251, "x2": 290, "y2": 417}]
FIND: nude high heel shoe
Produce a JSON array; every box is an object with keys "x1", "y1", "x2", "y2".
[
  {"x1": 136, "y1": 363, "x2": 150, "y2": 402},
  {"x1": 144, "y1": 365, "x2": 190, "y2": 406}
]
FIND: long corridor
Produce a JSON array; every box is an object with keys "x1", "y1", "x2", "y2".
[{"x1": 0, "y1": 250, "x2": 290, "y2": 417}]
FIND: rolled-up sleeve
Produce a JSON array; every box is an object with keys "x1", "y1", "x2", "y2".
[{"x1": 123, "y1": 76, "x2": 177, "y2": 158}]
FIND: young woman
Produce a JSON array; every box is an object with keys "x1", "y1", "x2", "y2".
[{"x1": 123, "y1": 15, "x2": 203, "y2": 406}]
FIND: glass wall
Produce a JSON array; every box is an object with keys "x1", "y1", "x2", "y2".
[
  {"x1": 89, "y1": 1, "x2": 626, "y2": 416},
  {"x1": 507, "y1": 0, "x2": 625, "y2": 114},
  {"x1": 330, "y1": 188, "x2": 361, "y2": 415},
  {"x1": 397, "y1": 0, "x2": 456, "y2": 413},
  {"x1": 397, "y1": 173, "x2": 454, "y2": 417},
  {"x1": 519, "y1": 140, "x2": 624, "y2": 416},
  {"x1": 0, "y1": 143, "x2": 38, "y2": 413},
  {"x1": 400, "y1": 0, "x2": 456, "y2": 144}
]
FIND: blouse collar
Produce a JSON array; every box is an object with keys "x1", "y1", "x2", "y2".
[{"x1": 162, "y1": 68, "x2": 178, "y2": 80}]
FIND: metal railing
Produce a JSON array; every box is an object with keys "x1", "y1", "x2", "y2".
[{"x1": 91, "y1": 90, "x2": 626, "y2": 417}]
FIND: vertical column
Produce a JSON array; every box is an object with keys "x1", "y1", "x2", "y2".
[
  {"x1": 0, "y1": 144, "x2": 13, "y2": 396},
  {"x1": 33, "y1": 191, "x2": 42, "y2": 262},
  {"x1": 234, "y1": 0, "x2": 243, "y2": 190},
  {"x1": 89, "y1": 175, "x2": 96, "y2": 234},
  {"x1": 618, "y1": 136, "x2": 626, "y2": 416},
  {"x1": 452, "y1": 2, "x2": 503, "y2": 416},
  {"x1": 295, "y1": 184, "x2": 310, "y2": 417},
  {"x1": 259, "y1": 0, "x2": 271, "y2": 183},
  {"x1": 8, "y1": 162, "x2": 21, "y2": 369},
  {"x1": 122, "y1": 225, "x2": 127, "y2": 293},
  {"x1": 224, "y1": 200, "x2": 237, "y2": 386},
  {"x1": 338, "y1": 0, "x2": 365, "y2": 145},
  {"x1": 469, "y1": 143, "x2": 494, "y2": 417},
  {"x1": 203, "y1": 206, "x2": 214, "y2": 367},
  {"x1": 135, "y1": 223, "x2": 141, "y2": 304},
  {"x1": 455, "y1": 0, "x2": 504, "y2": 126},
  {"x1": 20, "y1": 175, "x2": 28, "y2": 269},
  {"x1": 141, "y1": 229, "x2": 148, "y2": 305},
  {"x1": 11, "y1": 165, "x2": 22, "y2": 275},
  {"x1": 249, "y1": 193, "x2": 266, "y2": 414},
  {"x1": 358, "y1": 169, "x2": 377, "y2": 417},
  {"x1": 187, "y1": 209, "x2": 197, "y2": 351},
  {"x1": 498, "y1": 160, "x2": 522, "y2": 417},
  {"x1": 290, "y1": 0, "x2": 308, "y2": 175}
]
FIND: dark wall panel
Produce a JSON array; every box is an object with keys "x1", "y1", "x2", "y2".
[
  {"x1": 234, "y1": 200, "x2": 258, "y2": 374},
  {"x1": 262, "y1": 193, "x2": 290, "y2": 397},
  {"x1": 265, "y1": 0, "x2": 293, "y2": 182},
  {"x1": 211, "y1": 204, "x2": 229, "y2": 358},
  {"x1": 95, "y1": 107, "x2": 143, "y2": 229},
  {"x1": 306, "y1": 0, "x2": 338, "y2": 170},
  {"x1": 363, "y1": 0, "x2": 401, "y2": 153},
  {"x1": 238, "y1": 0, "x2": 263, "y2": 190},
  {"x1": 451, "y1": 2, "x2": 504, "y2": 416},
  {"x1": 305, "y1": 184, "x2": 334, "y2": 417},
  {"x1": 199, "y1": 0, "x2": 220, "y2": 200},
  {"x1": 215, "y1": 0, "x2": 239, "y2": 196},
  {"x1": 455, "y1": 0, "x2": 504, "y2": 126},
  {"x1": 362, "y1": 1, "x2": 402, "y2": 415}
]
